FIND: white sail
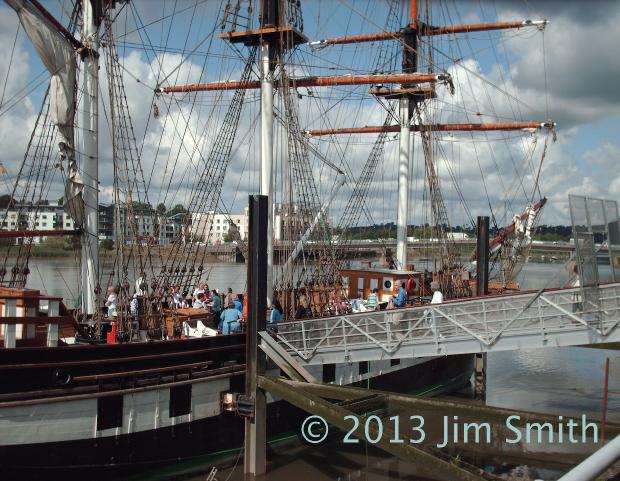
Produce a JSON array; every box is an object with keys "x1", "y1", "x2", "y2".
[{"x1": 5, "y1": 0, "x2": 83, "y2": 225}]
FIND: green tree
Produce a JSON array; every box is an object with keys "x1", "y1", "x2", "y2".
[
  {"x1": 100, "y1": 239, "x2": 114, "y2": 251},
  {"x1": 0, "y1": 195, "x2": 15, "y2": 209},
  {"x1": 156, "y1": 203, "x2": 167, "y2": 216},
  {"x1": 169, "y1": 204, "x2": 187, "y2": 216},
  {"x1": 131, "y1": 202, "x2": 153, "y2": 211}
]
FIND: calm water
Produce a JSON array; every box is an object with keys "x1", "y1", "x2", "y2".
[{"x1": 25, "y1": 258, "x2": 620, "y2": 480}]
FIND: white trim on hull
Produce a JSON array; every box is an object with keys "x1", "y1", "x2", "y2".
[{"x1": 0, "y1": 358, "x2": 432, "y2": 447}]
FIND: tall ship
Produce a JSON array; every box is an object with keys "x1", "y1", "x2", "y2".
[{"x1": 0, "y1": 0, "x2": 554, "y2": 478}]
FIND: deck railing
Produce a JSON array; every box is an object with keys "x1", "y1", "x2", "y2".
[
  {"x1": 0, "y1": 289, "x2": 66, "y2": 348},
  {"x1": 275, "y1": 283, "x2": 620, "y2": 364}
]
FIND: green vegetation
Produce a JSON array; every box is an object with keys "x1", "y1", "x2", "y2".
[
  {"x1": 168, "y1": 204, "x2": 187, "y2": 216},
  {"x1": 30, "y1": 236, "x2": 76, "y2": 257},
  {"x1": 156, "y1": 202, "x2": 167, "y2": 215},
  {"x1": 533, "y1": 232, "x2": 570, "y2": 242},
  {"x1": 100, "y1": 239, "x2": 114, "y2": 251}
]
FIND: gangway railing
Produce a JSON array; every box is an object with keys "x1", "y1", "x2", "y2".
[{"x1": 275, "y1": 283, "x2": 620, "y2": 365}]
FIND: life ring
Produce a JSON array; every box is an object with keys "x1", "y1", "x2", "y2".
[{"x1": 53, "y1": 370, "x2": 72, "y2": 386}]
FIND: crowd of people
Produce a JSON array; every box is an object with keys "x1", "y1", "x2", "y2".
[{"x1": 102, "y1": 271, "x2": 446, "y2": 339}]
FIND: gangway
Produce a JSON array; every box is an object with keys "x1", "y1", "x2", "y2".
[{"x1": 274, "y1": 283, "x2": 620, "y2": 365}]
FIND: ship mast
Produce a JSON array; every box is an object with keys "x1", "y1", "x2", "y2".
[
  {"x1": 81, "y1": 0, "x2": 100, "y2": 315},
  {"x1": 396, "y1": 0, "x2": 418, "y2": 270},
  {"x1": 259, "y1": 0, "x2": 275, "y2": 307},
  {"x1": 159, "y1": 0, "x2": 552, "y2": 285}
]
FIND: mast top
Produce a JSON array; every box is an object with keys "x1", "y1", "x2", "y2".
[{"x1": 217, "y1": 26, "x2": 307, "y2": 47}]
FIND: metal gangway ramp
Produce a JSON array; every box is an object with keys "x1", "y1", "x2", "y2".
[{"x1": 274, "y1": 283, "x2": 620, "y2": 365}]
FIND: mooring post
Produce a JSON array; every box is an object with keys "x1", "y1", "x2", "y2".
[
  {"x1": 602, "y1": 357, "x2": 610, "y2": 444},
  {"x1": 244, "y1": 194, "x2": 268, "y2": 475},
  {"x1": 476, "y1": 216, "x2": 489, "y2": 296},
  {"x1": 475, "y1": 216, "x2": 489, "y2": 400},
  {"x1": 474, "y1": 352, "x2": 487, "y2": 400}
]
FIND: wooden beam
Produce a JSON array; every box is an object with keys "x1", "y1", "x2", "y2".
[
  {"x1": 410, "y1": 0, "x2": 417, "y2": 29},
  {"x1": 306, "y1": 122, "x2": 554, "y2": 136},
  {"x1": 158, "y1": 73, "x2": 444, "y2": 94},
  {"x1": 29, "y1": 0, "x2": 84, "y2": 50},
  {"x1": 423, "y1": 20, "x2": 548, "y2": 36},
  {"x1": 217, "y1": 25, "x2": 308, "y2": 46},
  {"x1": 258, "y1": 375, "x2": 488, "y2": 481},
  {"x1": 0, "y1": 229, "x2": 81, "y2": 238},
  {"x1": 307, "y1": 20, "x2": 546, "y2": 47},
  {"x1": 489, "y1": 197, "x2": 547, "y2": 250},
  {"x1": 0, "y1": 316, "x2": 75, "y2": 325}
]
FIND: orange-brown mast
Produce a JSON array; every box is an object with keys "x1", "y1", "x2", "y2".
[
  {"x1": 306, "y1": 122, "x2": 555, "y2": 136},
  {"x1": 307, "y1": 20, "x2": 547, "y2": 48},
  {"x1": 409, "y1": 0, "x2": 417, "y2": 29},
  {"x1": 157, "y1": 72, "x2": 445, "y2": 94}
]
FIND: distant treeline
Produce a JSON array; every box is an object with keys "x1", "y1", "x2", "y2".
[{"x1": 333, "y1": 223, "x2": 573, "y2": 241}]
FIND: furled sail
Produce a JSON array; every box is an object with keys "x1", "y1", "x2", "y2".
[{"x1": 5, "y1": 0, "x2": 83, "y2": 225}]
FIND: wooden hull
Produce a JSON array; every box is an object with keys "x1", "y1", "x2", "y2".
[{"x1": 0, "y1": 335, "x2": 473, "y2": 480}]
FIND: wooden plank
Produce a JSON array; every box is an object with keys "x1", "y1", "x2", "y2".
[{"x1": 0, "y1": 316, "x2": 75, "y2": 325}]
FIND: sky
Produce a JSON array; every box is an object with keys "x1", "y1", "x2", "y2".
[{"x1": 0, "y1": 0, "x2": 619, "y2": 230}]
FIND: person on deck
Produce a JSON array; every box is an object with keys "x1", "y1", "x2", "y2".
[
  {"x1": 170, "y1": 286, "x2": 185, "y2": 308},
  {"x1": 105, "y1": 286, "x2": 118, "y2": 318},
  {"x1": 366, "y1": 288, "x2": 378, "y2": 310},
  {"x1": 392, "y1": 282, "x2": 407, "y2": 308},
  {"x1": 192, "y1": 283, "x2": 206, "y2": 303},
  {"x1": 566, "y1": 261, "x2": 581, "y2": 312},
  {"x1": 224, "y1": 287, "x2": 233, "y2": 306},
  {"x1": 210, "y1": 289, "x2": 222, "y2": 327},
  {"x1": 428, "y1": 281, "x2": 444, "y2": 339},
  {"x1": 193, "y1": 292, "x2": 207, "y2": 309},
  {"x1": 241, "y1": 291, "x2": 248, "y2": 321},
  {"x1": 270, "y1": 298, "x2": 284, "y2": 324},
  {"x1": 406, "y1": 276, "x2": 417, "y2": 303},
  {"x1": 135, "y1": 272, "x2": 147, "y2": 296},
  {"x1": 232, "y1": 294, "x2": 242, "y2": 313},
  {"x1": 430, "y1": 281, "x2": 443, "y2": 304},
  {"x1": 295, "y1": 295, "x2": 312, "y2": 319},
  {"x1": 220, "y1": 302, "x2": 241, "y2": 334}
]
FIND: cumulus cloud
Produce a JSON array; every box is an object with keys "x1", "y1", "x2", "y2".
[{"x1": 0, "y1": 0, "x2": 618, "y2": 231}]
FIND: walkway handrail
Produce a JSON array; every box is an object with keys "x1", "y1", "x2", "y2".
[
  {"x1": 555, "y1": 435, "x2": 620, "y2": 481},
  {"x1": 275, "y1": 283, "x2": 620, "y2": 364}
]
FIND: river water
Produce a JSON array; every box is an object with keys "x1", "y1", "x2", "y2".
[{"x1": 24, "y1": 258, "x2": 620, "y2": 480}]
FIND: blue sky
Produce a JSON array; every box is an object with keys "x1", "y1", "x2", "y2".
[{"x1": 0, "y1": 0, "x2": 619, "y2": 228}]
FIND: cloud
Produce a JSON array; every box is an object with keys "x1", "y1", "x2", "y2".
[
  {"x1": 497, "y1": 1, "x2": 620, "y2": 128},
  {"x1": 1, "y1": 0, "x2": 619, "y2": 233},
  {"x1": 0, "y1": 5, "x2": 38, "y2": 182}
]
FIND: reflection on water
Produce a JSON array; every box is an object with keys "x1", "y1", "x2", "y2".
[
  {"x1": 25, "y1": 258, "x2": 620, "y2": 479},
  {"x1": 24, "y1": 258, "x2": 248, "y2": 308}
]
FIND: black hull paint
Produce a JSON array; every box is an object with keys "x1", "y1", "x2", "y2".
[{"x1": 0, "y1": 354, "x2": 473, "y2": 481}]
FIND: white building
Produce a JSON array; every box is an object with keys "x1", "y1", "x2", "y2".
[
  {"x1": 447, "y1": 232, "x2": 469, "y2": 241},
  {"x1": 0, "y1": 202, "x2": 75, "y2": 243},
  {"x1": 190, "y1": 210, "x2": 248, "y2": 244}
]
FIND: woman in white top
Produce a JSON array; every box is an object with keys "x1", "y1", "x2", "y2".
[
  {"x1": 430, "y1": 281, "x2": 443, "y2": 304},
  {"x1": 105, "y1": 286, "x2": 118, "y2": 317}
]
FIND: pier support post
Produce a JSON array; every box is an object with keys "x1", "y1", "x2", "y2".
[
  {"x1": 47, "y1": 300, "x2": 59, "y2": 347},
  {"x1": 476, "y1": 216, "x2": 489, "y2": 296},
  {"x1": 25, "y1": 305, "x2": 36, "y2": 339},
  {"x1": 474, "y1": 352, "x2": 487, "y2": 400},
  {"x1": 244, "y1": 195, "x2": 268, "y2": 475},
  {"x1": 2, "y1": 299, "x2": 17, "y2": 348}
]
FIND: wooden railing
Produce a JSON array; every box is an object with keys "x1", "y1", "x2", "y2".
[{"x1": 0, "y1": 287, "x2": 74, "y2": 348}]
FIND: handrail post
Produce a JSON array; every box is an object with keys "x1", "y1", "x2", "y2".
[
  {"x1": 47, "y1": 300, "x2": 59, "y2": 347},
  {"x1": 25, "y1": 300, "x2": 37, "y2": 339},
  {"x1": 601, "y1": 357, "x2": 610, "y2": 444},
  {"x1": 3, "y1": 298, "x2": 17, "y2": 348},
  {"x1": 245, "y1": 194, "x2": 268, "y2": 475}
]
